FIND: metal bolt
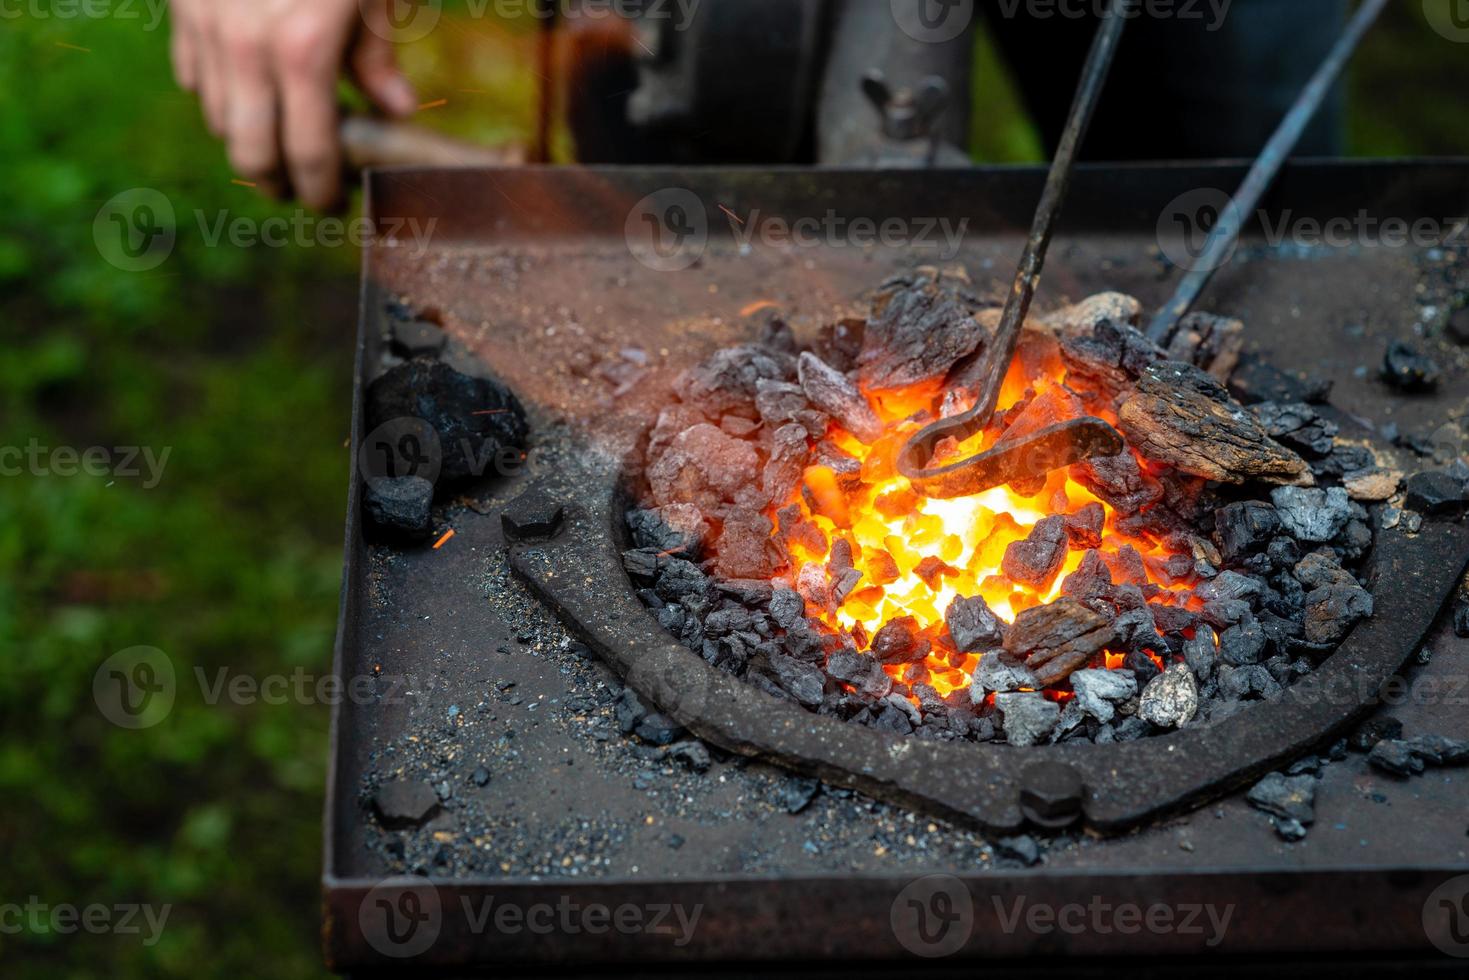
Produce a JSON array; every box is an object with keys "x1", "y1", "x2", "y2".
[
  {"x1": 501, "y1": 493, "x2": 565, "y2": 543},
  {"x1": 1018, "y1": 761, "x2": 1085, "y2": 829}
]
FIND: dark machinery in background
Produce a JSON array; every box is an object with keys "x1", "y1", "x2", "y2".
[{"x1": 570, "y1": 0, "x2": 975, "y2": 166}]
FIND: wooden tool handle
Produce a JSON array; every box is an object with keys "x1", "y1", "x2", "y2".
[{"x1": 339, "y1": 115, "x2": 526, "y2": 170}]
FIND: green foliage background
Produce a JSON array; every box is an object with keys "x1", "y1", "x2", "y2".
[{"x1": 0, "y1": 2, "x2": 1463, "y2": 977}]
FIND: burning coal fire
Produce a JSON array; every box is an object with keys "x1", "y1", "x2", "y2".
[
  {"x1": 776, "y1": 356, "x2": 1190, "y2": 702},
  {"x1": 628, "y1": 270, "x2": 1379, "y2": 745}
]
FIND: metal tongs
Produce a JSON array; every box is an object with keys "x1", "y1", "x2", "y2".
[
  {"x1": 898, "y1": 1, "x2": 1128, "y2": 499},
  {"x1": 899, "y1": 0, "x2": 1389, "y2": 500}
]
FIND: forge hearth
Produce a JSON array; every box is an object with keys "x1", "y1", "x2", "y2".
[
  {"x1": 324, "y1": 165, "x2": 1469, "y2": 972},
  {"x1": 621, "y1": 268, "x2": 1385, "y2": 756}
]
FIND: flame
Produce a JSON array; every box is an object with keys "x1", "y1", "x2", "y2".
[{"x1": 772, "y1": 342, "x2": 1197, "y2": 698}]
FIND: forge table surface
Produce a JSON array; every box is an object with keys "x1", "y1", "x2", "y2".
[{"x1": 324, "y1": 165, "x2": 1469, "y2": 970}]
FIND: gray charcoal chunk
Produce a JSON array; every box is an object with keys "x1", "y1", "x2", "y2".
[
  {"x1": 647, "y1": 423, "x2": 761, "y2": 511},
  {"x1": 826, "y1": 650, "x2": 892, "y2": 700},
  {"x1": 654, "y1": 559, "x2": 712, "y2": 603},
  {"x1": 1348, "y1": 716, "x2": 1403, "y2": 752},
  {"x1": 994, "y1": 693, "x2": 1060, "y2": 747},
  {"x1": 1270, "y1": 486, "x2": 1352, "y2": 543},
  {"x1": 762, "y1": 423, "x2": 811, "y2": 508},
  {"x1": 1246, "y1": 772, "x2": 1316, "y2": 824},
  {"x1": 1381, "y1": 340, "x2": 1440, "y2": 393},
  {"x1": 627, "y1": 503, "x2": 710, "y2": 557},
  {"x1": 635, "y1": 710, "x2": 685, "y2": 746},
  {"x1": 674, "y1": 344, "x2": 795, "y2": 418},
  {"x1": 1069, "y1": 668, "x2": 1138, "y2": 723},
  {"x1": 1213, "y1": 500, "x2": 1281, "y2": 562},
  {"x1": 769, "y1": 588, "x2": 806, "y2": 629},
  {"x1": 1199, "y1": 599, "x2": 1252, "y2": 629},
  {"x1": 1113, "y1": 716, "x2": 1153, "y2": 742},
  {"x1": 969, "y1": 654, "x2": 1038, "y2": 700},
  {"x1": 1183, "y1": 627, "x2": 1219, "y2": 680},
  {"x1": 1369, "y1": 735, "x2": 1469, "y2": 776},
  {"x1": 616, "y1": 688, "x2": 647, "y2": 732},
  {"x1": 663, "y1": 740, "x2": 711, "y2": 773},
  {"x1": 1219, "y1": 618, "x2": 1267, "y2": 666},
  {"x1": 1405, "y1": 470, "x2": 1466, "y2": 514},
  {"x1": 994, "y1": 834, "x2": 1042, "y2": 866},
  {"x1": 1195, "y1": 570, "x2": 1265, "y2": 605},
  {"x1": 1219, "y1": 664, "x2": 1283, "y2": 701},
  {"x1": 1293, "y1": 550, "x2": 1356, "y2": 590},
  {"x1": 798, "y1": 352, "x2": 884, "y2": 444},
  {"x1": 1273, "y1": 817, "x2": 1308, "y2": 842},
  {"x1": 945, "y1": 595, "x2": 1006, "y2": 653},
  {"x1": 365, "y1": 476, "x2": 435, "y2": 540},
  {"x1": 1368, "y1": 739, "x2": 1423, "y2": 776},
  {"x1": 872, "y1": 703, "x2": 914, "y2": 735},
  {"x1": 858, "y1": 275, "x2": 986, "y2": 391},
  {"x1": 755, "y1": 379, "x2": 829, "y2": 434},
  {"x1": 777, "y1": 776, "x2": 821, "y2": 814},
  {"x1": 768, "y1": 652, "x2": 826, "y2": 707},
  {"x1": 373, "y1": 779, "x2": 442, "y2": 828},
  {"x1": 1251, "y1": 402, "x2": 1338, "y2": 459},
  {"x1": 1302, "y1": 584, "x2": 1373, "y2": 645}
]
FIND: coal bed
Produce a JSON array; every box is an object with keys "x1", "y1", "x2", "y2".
[{"x1": 323, "y1": 165, "x2": 1469, "y2": 973}]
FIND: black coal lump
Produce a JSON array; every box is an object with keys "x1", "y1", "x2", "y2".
[
  {"x1": 1210, "y1": 502, "x2": 1280, "y2": 564},
  {"x1": 366, "y1": 357, "x2": 528, "y2": 484},
  {"x1": 1405, "y1": 470, "x2": 1466, "y2": 515},
  {"x1": 1349, "y1": 716, "x2": 1403, "y2": 753},
  {"x1": 1381, "y1": 340, "x2": 1441, "y2": 393},
  {"x1": 364, "y1": 476, "x2": 434, "y2": 540}
]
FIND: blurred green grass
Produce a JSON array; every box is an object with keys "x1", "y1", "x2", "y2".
[{"x1": 0, "y1": 3, "x2": 1464, "y2": 978}]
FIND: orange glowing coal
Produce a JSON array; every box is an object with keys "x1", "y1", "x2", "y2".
[{"x1": 771, "y1": 337, "x2": 1196, "y2": 698}]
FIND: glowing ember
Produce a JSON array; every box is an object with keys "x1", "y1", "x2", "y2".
[{"x1": 771, "y1": 338, "x2": 1198, "y2": 699}]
